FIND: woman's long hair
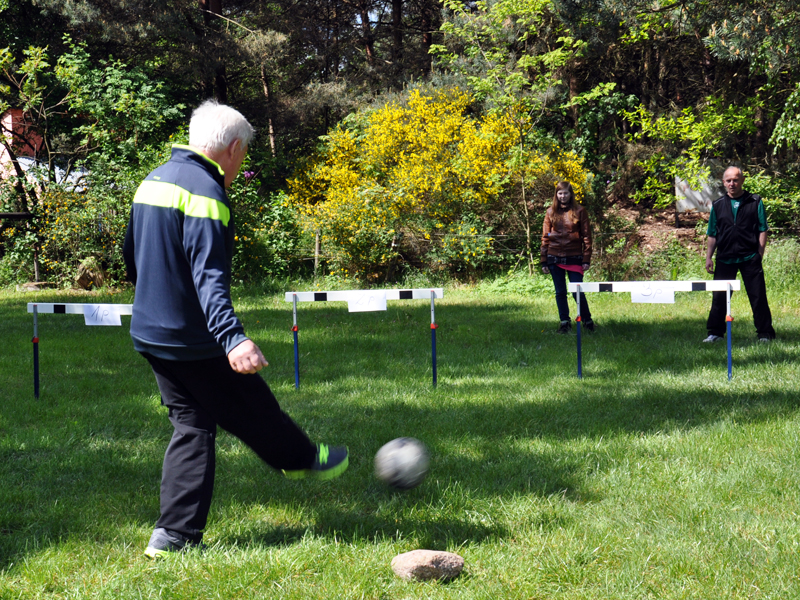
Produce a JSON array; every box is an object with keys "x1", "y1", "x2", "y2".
[{"x1": 549, "y1": 181, "x2": 578, "y2": 226}]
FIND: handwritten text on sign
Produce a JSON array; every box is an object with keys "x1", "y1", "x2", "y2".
[
  {"x1": 347, "y1": 291, "x2": 388, "y2": 312},
  {"x1": 631, "y1": 283, "x2": 675, "y2": 304},
  {"x1": 84, "y1": 304, "x2": 124, "y2": 326}
]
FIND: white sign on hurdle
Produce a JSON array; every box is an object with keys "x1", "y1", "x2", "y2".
[
  {"x1": 26, "y1": 303, "x2": 134, "y2": 398},
  {"x1": 284, "y1": 288, "x2": 444, "y2": 388},
  {"x1": 567, "y1": 280, "x2": 741, "y2": 380}
]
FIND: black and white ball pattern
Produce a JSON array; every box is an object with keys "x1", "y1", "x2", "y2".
[{"x1": 374, "y1": 437, "x2": 429, "y2": 490}]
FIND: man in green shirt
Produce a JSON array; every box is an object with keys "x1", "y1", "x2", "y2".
[{"x1": 703, "y1": 166, "x2": 776, "y2": 342}]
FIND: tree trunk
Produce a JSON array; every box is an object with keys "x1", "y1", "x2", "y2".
[
  {"x1": 657, "y1": 44, "x2": 669, "y2": 101},
  {"x1": 359, "y1": 2, "x2": 375, "y2": 65},
  {"x1": 1, "y1": 138, "x2": 37, "y2": 212},
  {"x1": 392, "y1": 0, "x2": 403, "y2": 81},
  {"x1": 261, "y1": 65, "x2": 277, "y2": 157},
  {"x1": 199, "y1": 0, "x2": 222, "y2": 21},
  {"x1": 419, "y1": 0, "x2": 439, "y2": 75},
  {"x1": 568, "y1": 67, "x2": 580, "y2": 127},
  {"x1": 199, "y1": 0, "x2": 227, "y2": 101},
  {"x1": 754, "y1": 104, "x2": 768, "y2": 162}
]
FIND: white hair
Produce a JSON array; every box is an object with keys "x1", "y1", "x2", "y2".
[
  {"x1": 189, "y1": 99, "x2": 255, "y2": 153},
  {"x1": 724, "y1": 165, "x2": 744, "y2": 178}
]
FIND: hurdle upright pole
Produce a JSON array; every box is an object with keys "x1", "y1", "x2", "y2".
[
  {"x1": 33, "y1": 304, "x2": 39, "y2": 399},
  {"x1": 292, "y1": 294, "x2": 300, "y2": 389},
  {"x1": 576, "y1": 284, "x2": 582, "y2": 379},
  {"x1": 726, "y1": 283, "x2": 733, "y2": 381},
  {"x1": 430, "y1": 290, "x2": 438, "y2": 388}
]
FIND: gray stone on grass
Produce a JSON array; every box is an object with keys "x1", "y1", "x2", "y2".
[{"x1": 391, "y1": 549, "x2": 464, "y2": 582}]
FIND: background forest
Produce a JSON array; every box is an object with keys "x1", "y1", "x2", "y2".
[{"x1": 1, "y1": 0, "x2": 799, "y2": 287}]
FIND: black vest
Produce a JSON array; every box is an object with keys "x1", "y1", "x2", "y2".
[{"x1": 712, "y1": 192, "x2": 762, "y2": 261}]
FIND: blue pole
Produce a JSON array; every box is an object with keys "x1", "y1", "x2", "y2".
[
  {"x1": 726, "y1": 283, "x2": 732, "y2": 381},
  {"x1": 292, "y1": 294, "x2": 300, "y2": 388},
  {"x1": 576, "y1": 284, "x2": 582, "y2": 379},
  {"x1": 577, "y1": 318, "x2": 582, "y2": 379},
  {"x1": 431, "y1": 291, "x2": 437, "y2": 388},
  {"x1": 431, "y1": 325, "x2": 437, "y2": 388},
  {"x1": 726, "y1": 317, "x2": 733, "y2": 381},
  {"x1": 33, "y1": 304, "x2": 39, "y2": 399},
  {"x1": 293, "y1": 327, "x2": 300, "y2": 388}
]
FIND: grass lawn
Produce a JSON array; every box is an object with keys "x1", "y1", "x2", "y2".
[{"x1": 0, "y1": 279, "x2": 798, "y2": 599}]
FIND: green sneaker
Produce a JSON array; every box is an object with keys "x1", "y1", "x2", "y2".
[{"x1": 283, "y1": 444, "x2": 349, "y2": 481}]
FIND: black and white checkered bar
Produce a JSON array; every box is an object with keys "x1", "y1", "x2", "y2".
[
  {"x1": 568, "y1": 280, "x2": 740, "y2": 293},
  {"x1": 27, "y1": 303, "x2": 133, "y2": 314},
  {"x1": 284, "y1": 288, "x2": 444, "y2": 302}
]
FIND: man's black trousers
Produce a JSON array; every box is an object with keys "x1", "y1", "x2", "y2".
[
  {"x1": 706, "y1": 255, "x2": 776, "y2": 339},
  {"x1": 142, "y1": 352, "x2": 316, "y2": 543}
]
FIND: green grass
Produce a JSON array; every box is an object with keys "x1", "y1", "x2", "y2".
[{"x1": 1, "y1": 280, "x2": 799, "y2": 599}]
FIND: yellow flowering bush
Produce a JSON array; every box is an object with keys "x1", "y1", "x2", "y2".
[
  {"x1": 289, "y1": 89, "x2": 518, "y2": 278},
  {"x1": 40, "y1": 187, "x2": 129, "y2": 284},
  {"x1": 289, "y1": 88, "x2": 592, "y2": 279}
]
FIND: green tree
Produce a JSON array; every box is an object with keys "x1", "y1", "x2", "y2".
[
  {"x1": 622, "y1": 96, "x2": 756, "y2": 208},
  {"x1": 432, "y1": 0, "x2": 597, "y2": 270}
]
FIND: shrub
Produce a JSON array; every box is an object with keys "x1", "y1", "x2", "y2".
[
  {"x1": 743, "y1": 171, "x2": 800, "y2": 235},
  {"x1": 763, "y1": 237, "x2": 800, "y2": 297},
  {"x1": 229, "y1": 179, "x2": 305, "y2": 281},
  {"x1": 289, "y1": 88, "x2": 590, "y2": 281}
]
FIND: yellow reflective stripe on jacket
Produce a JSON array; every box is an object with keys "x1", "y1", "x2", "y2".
[{"x1": 133, "y1": 180, "x2": 230, "y2": 227}]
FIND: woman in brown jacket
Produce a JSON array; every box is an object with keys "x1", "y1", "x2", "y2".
[{"x1": 541, "y1": 181, "x2": 595, "y2": 333}]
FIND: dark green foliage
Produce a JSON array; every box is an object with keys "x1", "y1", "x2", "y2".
[
  {"x1": 229, "y1": 185, "x2": 306, "y2": 281},
  {"x1": 4, "y1": 0, "x2": 800, "y2": 284}
]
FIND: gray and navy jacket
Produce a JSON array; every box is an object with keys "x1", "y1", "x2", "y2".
[{"x1": 122, "y1": 144, "x2": 248, "y2": 360}]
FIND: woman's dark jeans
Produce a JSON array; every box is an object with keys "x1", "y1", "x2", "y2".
[{"x1": 549, "y1": 264, "x2": 592, "y2": 323}]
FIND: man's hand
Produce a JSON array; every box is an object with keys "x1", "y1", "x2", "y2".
[
  {"x1": 542, "y1": 266, "x2": 550, "y2": 274},
  {"x1": 228, "y1": 339, "x2": 268, "y2": 374},
  {"x1": 582, "y1": 263, "x2": 590, "y2": 271},
  {"x1": 706, "y1": 235, "x2": 717, "y2": 275}
]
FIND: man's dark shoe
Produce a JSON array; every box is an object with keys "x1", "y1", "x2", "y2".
[
  {"x1": 144, "y1": 527, "x2": 204, "y2": 559},
  {"x1": 283, "y1": 443, "x2": 349, "y2": 481},
  {"x1": 583, "y1": 319, "x2": 595, "y2": 332},
  {"x1": 557, "y1": 320, "x2": 571, "y2": 334}
]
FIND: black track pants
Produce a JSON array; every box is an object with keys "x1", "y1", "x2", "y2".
[
  {"x1": 142, "y1": 352, "x2": 316, "y2": 542},
  {"x1": 706, "y1": 255, "x2": 776, "y2": 339}
]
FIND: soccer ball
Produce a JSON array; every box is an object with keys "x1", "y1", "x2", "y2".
[{"x1": 374, "y1": 437, "x2": 430, "y2": 490}]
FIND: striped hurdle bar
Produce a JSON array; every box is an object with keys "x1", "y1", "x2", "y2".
[
  {"x1": 285, "y1": 289, "x2": 444, "y2": 388},
  {"x1": 27, "y1": 303, "x2": 133, "y2": 398},
  {"x1": 567, "y1": 280, "x2": 741, "y2": 380}
]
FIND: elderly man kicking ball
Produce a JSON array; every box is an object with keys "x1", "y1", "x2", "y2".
[{"x1": 123, "y1": 100, "x2": 348, "y2": 558}]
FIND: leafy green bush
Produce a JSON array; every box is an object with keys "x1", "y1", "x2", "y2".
[
  {"x1": 763, "y1": 237, "x2": 800, "y2": 297},
  {"x1": 622, "y1": 97, "x2": 756, "y2": 208},
  {"x1": 743, "y1": 171, "x2": 800, "y2": 234},
  {"x1": 229, "y1": 179, "x2": 305, "y2": 280},
  {"x1": 600, "y1": 237, "x2": 706, "y2": 282}
]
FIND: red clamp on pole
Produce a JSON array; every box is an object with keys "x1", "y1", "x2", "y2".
[
  {"x1": 576, "y1": 315, "x2": 582, "y2": 322},
  {"x1": 725, "y1": 315, "x2": 733, "y2": 322},
  {"x1": 292, "y1": 294, "x2": 300, "y2": 388},
  {"x1": 431, "y1": 323, "x2": 438, "y2": 329}
]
